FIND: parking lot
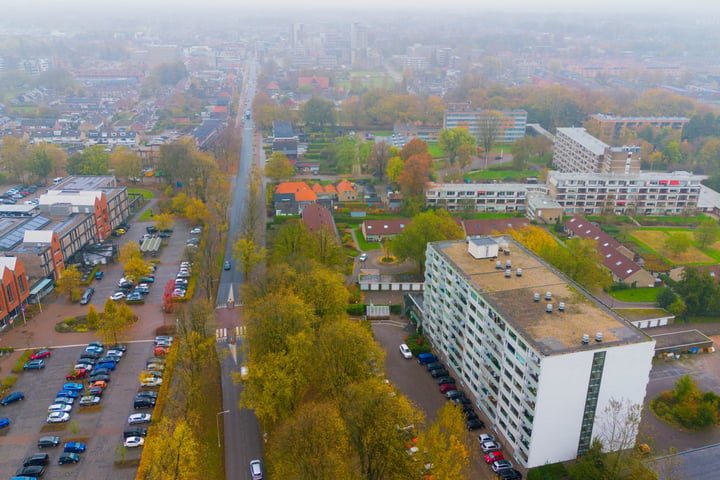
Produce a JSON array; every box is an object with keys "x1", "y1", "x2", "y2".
[
  {"x1": 372, "y1": 321, "x2": 506, "y2": 480},
  {"x1": 0, "y1": 342, "x2": 155, "y2": 479}
]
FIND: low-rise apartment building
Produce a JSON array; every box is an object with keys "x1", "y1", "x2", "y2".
[
  {"x1": 444, "y1": 102, "x2": 527, "y2": 144},
  {"x1": 425, "y1": 182, "x2": 544, "y2": 213},
  {"x1": 423, "y1": 237, "x2": 655, "y2": 468}
]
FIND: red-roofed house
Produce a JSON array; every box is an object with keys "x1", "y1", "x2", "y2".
[
  {"x1": 266, "y1": 81, "x2": 280, "y2": 96},
  {"x1": 336, "y1": 179, "x2": 358, "y2": 202},
  {"x1": 301, "y1": 204, "x2": 338, "y2": 238},
  {"x1": 361, "y1": 218, "x2": 411, "y2": 242},
  {"x1": 298, "y1": 76, "x2": 330, "y2": 95},
  {"x1": 565, "y1": 217, "x2": 655, "y2": 287},
  {"x1": 463, "y1": 218, "x2": 529, "y2": 236},
  {"x1": 311, "y1": 183, "x2": 324, "y2": 194},
  {"x1": 273, "y1": 182, "x2": 318, "y2": 215}
]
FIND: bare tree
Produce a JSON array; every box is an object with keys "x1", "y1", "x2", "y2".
[
  {"x1": 478, "y1": 110, "x2": 504, "y2": 166},
  {"x1": 595, "y1": 398, "x2": 643, "y2": 479}
]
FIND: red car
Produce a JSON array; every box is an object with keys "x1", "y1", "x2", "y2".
[
  {"x1": 31, "y1": 349, "x2": 51, "y2": 360},
  {"x1": 65, "y1": 369, "x2": 88, "y2": 381},
  {"x1": 439, "y1": 383, "x2": 456, "y2": 394},
  {"x1": 153, "y1": 346, "x2": 169, "y2": 356},
  {"x1": 484, "y1": 450, "x2": 504, "y2": 464}
]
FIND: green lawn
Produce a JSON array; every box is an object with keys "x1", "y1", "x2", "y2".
[
  {"x1": 463, "y1": 169, "x2": 537, "y2": 181},
  {"x1": 137, "y1": 208, "x2": 155, "y2": 221},
  {"x1": 354, "y1": 228, "x2": 382, "y2": 251},
  {"x1": 128, "y1": 187, "x2": 156, "y2": 199},
  {"x1": 428, "y1": 144, "x2": 444, "y2": 158},
  {"x1": 608, "y1": 287, "x2": 664, "y2": 303}
]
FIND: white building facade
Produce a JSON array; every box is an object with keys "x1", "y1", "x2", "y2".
[{"x1": 422, "y1": 238, "x2": 655, "y2": 468}]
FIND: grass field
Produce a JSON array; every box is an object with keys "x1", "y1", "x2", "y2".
[
  {"x1": 128, "y1": 187, "x2": 156, "y2": 199},
  {"x1": 354, "y1": 228, "x2": 382, "y2": 251},
  {"x1": 609, "y1": 287, "x2": 665, "y2": 303},
  {"x1": 629, "y1": 229, "x2": 716, "y2": 264},
  {"x1": 428, "y1": 144, "x2": 444, "y2": 158},
  {"x1": 463, "y1": 169, "x2": 537, "y2": 181}
]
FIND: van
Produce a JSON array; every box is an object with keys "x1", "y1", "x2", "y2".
[
  {"x1": 53, "y1": 177, "x2": 63, "y2": 185},
  {"x1": 417, "y1": 353, "x2": 438, "y2": 365}
]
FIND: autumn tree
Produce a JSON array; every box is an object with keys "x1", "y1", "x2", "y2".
[
  {"x1": 302, "y1": 96, "x2": 336, "y2": 130},
  {"x1": 547, "y1": 238, "x2": 613, "y2": 292},
  {"x1": 271, "y1": 219, "x2": 314, "y2": 263},
  {"x1": 86, "y1": 304, "x2": 100, "y2": 330},
  {"x1": 0, "y1": 136, "x2": 30, "y2": 181},
  {"x1": 418, "y1": 402, "x2": 472, "y2": 480},
  {"x1": 152, "y1": 213, "x2": 175, "y2": 232},
  {"x1": 56, "y1": 265, "x2": 81, "y2": 302},
  {"x1": 477, "y1": 110, "x2": 504, "y2": 162},
  {"x1": 295, "y1": 266, "x2": 349, "y2": 324},
  {"x1": 66, "y1": 145, "x2": 110, "y2": 175},
  {"x1": 398, "y1": 153, "x2": 433, "y2": 198},
  {"x1": 28, "y1": 145, "x2": 55, "y2": 182},
  {"x1": 368, "y1": 141, "x2": 392, "y2": 178},
  {"x1": 694, "y1": 219, "x2": 720, "y2": 249},
  {"x1": 508, "y1": 225, "x2": 558, "y2": 256},
  {"x1": 233, "y1": 237, "x2": 267, "y2": 282},
  {"x1": 110, "y1": 146, "x2": 143, "y2": 181},
  {"x1": 308, "y1": 225, "x2": 344, "y2": 267},
  {"x1": 139, "y1": 418, "x2": 202, "y2": 480},
  {"x1": 664, "y1": 232, "x2": 692, "y2": 256},
  {"x1": 98, "y1": 298, "x2": 131, "y2": 345},
  {"x1": 264, "y1": 151, "x2": 295, "y2": 183},
  {"x1": 119, "y1": 243, "x2": 151, "y2": 283},
  {"x1": 438, "y1": 128, "x2": 476, "y2": 166},
  {"x1": 400, "y1": 138, "x2": 429, "y2": 161},
  {"x1": 386, "y1": 156, "x2": 404, "y2": 184},
  {"x1": 391, "y1": 210, "x2": 465, "y2": 271}
]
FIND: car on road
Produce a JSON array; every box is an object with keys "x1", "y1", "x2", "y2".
[
  {"x1": 491, "y1": 460, "x2": 514, "y2": 473},
  {"x1": 358, "y1": 252, "x2": 368, "y2": 262},
  {"x1": 0, "y1": 417, "x2": 9, "y2": 428},
  {"x1": 48, "y1": 403, "x2": 72, "y2": 413},
  {"x1": 24, "y1": 359, "x2": 45, "y2": 370},
  {"x1": 64, "y1": 441, "x2": 86, "y2": 453},
  {"x1": 79, "y1": 395, "x2": 101, "y2": 406},
  {"x1": 15, "y1": 465, "x2": 46, "y2": 478},
  {"x1": 223, "y1": 260, "x2": 232, "y2": 270},
  {"x1": 128, "y1": 413, "x2": 152, "y2": 425},
  {"x1": 63, "y1": 383, "x2": 84, "y2": 391},
  {"x1": 31, "y1": 349, "x2": 51, "y2": 360},
  {"x1": 22, "y1": 453, "x2": 49, "y2": 466},
  {"x1": 80, "y1": 287, "x2": 95, "y2": 305},
  {"x1": 250, "y1": 459, "x2": 264, "y2": 479},
  {"x1": 110, "y1": 291, "x2": 126, "y2": 301},
  {"x1": 485, "y1": 451, "x2": 504, "y2": 463},
  {"x1": 399, "y1": 343, "x2": 412, "y2": 359},
  {"x1": 95, "y1": 270, "x2": 104, "y2": 280},
  {"x1": 38, "y1": 436, "x2": 60, "y2": 448},
  {"x1": 124, "y1": 436, "x2": 145, "y2": 448},
  {"x1": 66, "y1": 369, "x2": 88, "y2": 380},
  {"x1": 47, "y1": 412, "x2": 70, "y2": 423},
  {"x1": 1, "y1": 391, "x2": 24, "y2": 405},
  {"x1": 58, "y1": 452, "x2": 80, "y2": 464},
  {"x1": 190, "y1": 227, "x2": 202, "y2": 234}
]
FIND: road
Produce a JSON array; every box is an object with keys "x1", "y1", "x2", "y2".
[{"x1": 216, "y1": 59, "x2": 265, "y2": 480}]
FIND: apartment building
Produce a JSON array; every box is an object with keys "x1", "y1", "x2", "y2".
[
  {"x1": 423, "y1": 237, "x2": 655, "y2": 468},
  {"x1": 547, "y1": 170, "x2": 704, "y2": 216},
  {"x1": 553, "y1": 128, "x2": 641, "y2": 174},
  {"x1": 425, "y1": 182, "x2": 545, "y2": 213},
  {"x1": 444, "y1": 103, "x2": 527, "y2": 144},
  {"x1": 585, "y1": 114, "x2": 689, "y2": 140}
]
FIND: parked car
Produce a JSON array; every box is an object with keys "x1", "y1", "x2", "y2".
[
  {"x1": 58, "y1": 452, "x2": 80, "y2": 465},
  {"x1": 79, "y1": 396, "x2": 101, "y2": 407},
  {"x1": 478, "y1": 433, "x2": 496, "y2": 444},
  {"x1": 109, "y1": 344, "x2": 127, "y2": 352},
  {"x1": 73, "y1": 363, "x2": 93, "y2": 372},
  {"x1": 136, "y1": 390, "x2": 158, "y2": 399},
  {"x1": 399, "y1": 343, "x2": 412, "y2": 359},
  {"x1": 38, "y1": 436, "x2": 61, "y2": 448},
  {"x1": 0, "y1": 417, "x2": 9, "y2": 428},
  {"x1": 48, "y1": 404, "x2": 72, "y2": 413},
  {"x1": 154, "y1": 346, "x2": 169, "y2": 356},
  {"x1": 24, "y1": 359, "x2": 45, "y2": 370},
  {"x1": 445, "y1": 390, "x2": 465, "y2": 400},
  {"x1": 22, "y1": 453, "x2": 49, "y2": 466},
  {"x1": 250, "y1": 459, "x2": 263, "y2": 480},
  {"x1": 141, "y1": 377, "x2": 163, "y2": 387},
  {"x1": 31, "y1": 349, "x2": 51, "y2": 360},
  {"x1": 89, "y1": 380, "x2": 108, "y2": 389},
  {"x1": 124, "y1": 426, "x2": 148, "y2": 438},
  {"x1": 466, "y1": 418, "x2": 485, "y2": 430},
  {"x1": 96, "y1": 362, "x2": 116, "y2": 371},
  {"x1": 53, "y1": 396, "x2": 75, "y2": 405},
  {"x1": 480, "y1": 440, "x2": 501, "y2": 452},
  {"x1": 63, "y1": 383, "x2": 84, "y2": 392},
  {"x1": 417, "y1": 353, "x2": 438, "y2": 364},
  {"x1": 47, "y1": 412, "x2": 70, "y2": 423},
  {"x1": 64, "y1": 442, "x2": 86, "y2": 453},
  {"x1": 496, "y1": 468, "x2": 523, "y2": 480},
  {"x1": 190, "y1": 227, "x2": 202, "y2": 234},
  {"x1": 88, "y1": 387, "x2": 105, "y2": 397},
  {"x1": 88, "y1": 374, "x2": 110, "y2": 383},
  {"x1": 15, "y1": 465, "x2": 46, "y2": 478},
  {"x1": 126, "y1": 292, "x2": 143, "y2": 302},
  {"x1": 1, "y1": 392, "x2": 24, "y2": 405},
  {"x1": 430, "y1": 368, "x2": 449, "y2": 378},
  {"x1": 66, "y1": 369, "x2": 88, "y2": 380},
  {"x1": 80, "y1": 287, "x2": 94, "y2": 305},
  {"x1": 128, "y1": 413, "x2": 152, "y2": 425},
  {"x1": 95, "y1": 270, "x2": 104, "y2": 280},
  {"x1": 358, "y1": 253, "x2": 368, "y2": 262},
  {"x1": 134, "y1": 399, "x2": 155, "y2": 409},
  {"x1": 436, "y1": 376, "x2": 455, "y2": 385},
  {"x1": 491, "y1": 460, "x2": 514, "y2": 473},
  {"x1": 485, "y1": 451, "x2": 504, "y2": 463},
  {"x1": 56, "y1": 390, "x2": 79, "y2": 399},
  {"x1": 426, "y1": 362, "x2": 443, "y2": 371},
  {"x1": 439, "y1": 383, "x2": 456, "y2": 394}
]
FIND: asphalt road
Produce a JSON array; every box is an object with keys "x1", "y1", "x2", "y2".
[{"x1": 217, "y1": 60, "x2": 265, "y2": 480}]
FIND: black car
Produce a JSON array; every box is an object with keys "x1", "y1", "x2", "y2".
[
  {"x1": 58, "y1": 452, "x2": 80, "y2": 465},
  {"x1": 496, "y1": 468, "x2": 523, "y2": 480},
  {"x1": 466, "y1": 418, "x2": 486, "y2": 431},
  {"x1": 109, "y1": 344, "x2": 127, "y2": 352},
  {"x1": 464, "y1": 410, "x2": 479, "y2": 421},
  {"x1": 124, "y1": 426, "x2": 148, "y2": 438},
  {"x1": 446, "y1": 390, "x2": 465, "y2": 400},
  {"x1": 88, "y1": 386, "x2": 105, "y2": 396},
  {"x1": 425, "y1": 362, "x2": 443, "y2": 371},
  {"x1": 97, "y1": 356, "x2": 120, "y2": 364},
  {"x1": 430, "y1": 368, "x2": 449, "y2": 378},
  {"x1": 16, "y1": 465, "x2": 46, "y2": 477},
  {"x1": 23, "y1": 453, "x2": 50, "y2": 466},
  {"x1": 38, "y1": 436, "x2": 61, "y2": 448},
  {"x1": 136, "y1": 390, "x2": 158, "y2": 399},
  {"x1": 146, "y1": 226, "x2": 158, "y2": 233},
  {"x1": 88, "y1": 374, "x2": 110, "y2": 383},
  {"x1": 79, "y1": 351, "x2": 100, "y2": 359},
  {"x1": 134, "y1": 399, "x2": 155, "y2": 409},
  {"x1": 436, "y1": 376, "x2": 456, "y2": 385},
  {"x1": 453, "y1": 397, "x2": 472, "y2": 406}
]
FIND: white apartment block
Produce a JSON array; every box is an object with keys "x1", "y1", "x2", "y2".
[
  {"x1": 423, "y1": 237, "x2": 655, "y2": 468},
  {"x1": 547, "y1": 170, "x2": 704, "y2": 216},
  {"x1": 425, "y1": 182, "x2": 547, "y2": 213},
  {"x1": 553, "y1": 128, "x2": 640, "y2": 174}
]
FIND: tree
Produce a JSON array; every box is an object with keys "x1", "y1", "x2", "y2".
[
  {"x1": 400, "y1": 138, "x2": 429, "y2": 161},
  {"x1": 695, "y1": 219, "x2": 720, "y2": 249},
  {"x1": 264, "y1": 151, "x2": 295, "y2": 182},
  {"x1": 477, "y1": 110, "x2": 504, "y2": 163},
  {"x1": 56, "y1": 265, "x2": 81, "y2": 302},
  {"x1": 438, "y1": 128, "x2": 476, "y2": 166},
  {"x1": 272, "y1": 219, "x2": 314, "y2": 263},
  {"x1": 308, "y1": 226, "x2": 344, "y2": 267},
  {"x1": 301, "y1": 96, "x2": 336, "y2": 130},
  {"x1": 28, "y1": 145, "x2": 55, "y2": 182},
  {"x1": 139, "y1": 418, "x2": 202, "y2": 480},
  {"x1": 233, "y1": 237, "x2": 267, "y2": 282},
  {"x1": 386, "y1": 156, "x2": 404, "y2": 184},
  {"x1": 368, "y1": 141, "x2": 391, "y2": 178},
  {"x1": 391, "y1": 210, "x2": 465, "y2": 271},
  {"x1": 98, "y1": 298, "x2": 131, "y2": 345},
  {"x1": 66, "y1": 145, "x2": 110, "y2": 175},
  {"x1": 594, "y1": 398, "x2": 645, "y2": 480},
  {"x1": 547, "y1": 238, "x2": 613, "y2": 292},
  {"x1": 508, "y1": 225, "x2": 558, "y2": 256},
  {"x1": 0, "y1": 136, "x2": 30, "y2": 181},
  {"x1": 418, "y1": 402, "x2": 472, "y2": 480},
  {"x1": 245, "y1": 292, "x2": 315, "y2": 360},
  {"x1": 664, "y1": 232, "x2": 692, "y2": 256},
  {"x1": 269, "y1": 401, "x2": 356, "y2": 479},
  {"x1": 674, "y1": 267, "x2": 720, "y2": 316},
  {"x1": 86, "y1": 304, "x2": 100, "y2": 330},
  {"x1": 110, "y1": 147, "x2": 142, "y2": 181},
  {"x1": 295, "y1": 267, "x2": 349, "y2": 324},
  {"x1": 398, "y1": 153, "x2": 433, "y2": 198},
  {"x1": 153, "y1": 213, "x2": 175, "y2": 232}
]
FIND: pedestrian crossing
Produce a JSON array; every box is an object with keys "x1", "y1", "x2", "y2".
[{"x1": 215, "y1": 326, "x2": 246, "y2": 343}]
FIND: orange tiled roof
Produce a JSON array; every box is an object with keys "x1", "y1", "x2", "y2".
[
  {"x1": 324, "y1": 184, "x2": 337, "y2": 193},
  {"x1": 275, "y1": 181, "x2": 312, "y2": 194},
  {"x1": 336, "y1": 179, "x2": 354, "y2": 192},
  {"x1": 312, "y1": 183, "x2": 324, "y2": 193}
]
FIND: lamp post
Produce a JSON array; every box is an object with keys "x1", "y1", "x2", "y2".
[{"x1": 216, "y1": 410, "x2": 230, "y2": 448}]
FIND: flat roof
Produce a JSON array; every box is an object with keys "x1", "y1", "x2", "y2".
[
  {"x1": 556, "y1": 127, "x2": 608, "y2": 155},
  {"x1": 52, "y1": 176, "x2": 116, "y2": 191},
  {"x1": 651, "y1": 330, "x2": 713, "y2": 352},
  {"x1": 434, "y1": 238, "x2": 652, "y2": 356}
]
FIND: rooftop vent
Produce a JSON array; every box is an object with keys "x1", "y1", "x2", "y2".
[
  {"x1": 533, "y1": 293, "x2": 540, "y2": 302},
  {"x1": 546, "y1": 303, "x2": 553, "y2": 313},
  {"x1": 595, "y1": 332, "x2": 603, "y2": 343},
  {"x1": 516, "y1": 268, "x2": 523, "y2": 277},
  {"x1": 582, "y1": 334, "x2": 590, "y2": 345},
  {"x1": 545, "y1": 291, "x2": 552, "y2": 301},
  {"x1": 558, "y1": 302, "x2": 565, "y2": 312}
]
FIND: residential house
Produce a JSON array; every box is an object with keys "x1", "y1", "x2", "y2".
[
  {"x1": 273, "y1": 181, "x2": 317, "y2": 215},
  {"x1": 361, "y1": 218, "x2": 410, "y2": 242},
  {"x1": 336, "y1": 179, "x2": 358, "y2": 202},
  {"x1": 301, "y1": 203, "x2": 338, "y2": 238}
]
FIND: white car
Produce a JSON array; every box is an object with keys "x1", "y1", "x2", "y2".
[
  {"x1": 190, "y1": 227, "x2": 202, "y2": 234},
  {"x1": 107, "y1": 349, "x2": 124, "y2": 357},
  {"x1": 141, "y1": 377, "x2": 163, "y2": 387},
  {"x1": 110, "y1": 292, "x2": 126, "y2": 301},
  {"x1": 358, "y1": 253, "x2": 368, "y2": 262},
  {"x1": 399, "y1": 344, "x2": 413, "y2": 359},
  {"x1": 128, "y1": 413, "x2": 152, "y2": 425},
  {"x1": 123, "y1": 436, "x2": 145, "y2": 448},
  {"x1": 48, "y1": 403, "x2": 72, "y2": 413},
  {"x1": 47, "y1": 412, "x2": 70, "y2": 423}
]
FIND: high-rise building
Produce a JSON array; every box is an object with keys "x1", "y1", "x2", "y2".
[
  {"x1": 422, "y1": 237, "x2": 655, "y2": 468},
  {"x1": 291, "y1": 23, "x2": 304, "y2": 49},
  {"x1": 350, "y1": 22, "x2": 368, "y2": 64},
  {"x1": 553, "y1": 128, "x2": 641, "y2": 174}
]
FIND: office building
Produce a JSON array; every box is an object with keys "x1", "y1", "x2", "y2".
[{"x1": 422, "y1": 237, "x2": 655, "y2": 467}]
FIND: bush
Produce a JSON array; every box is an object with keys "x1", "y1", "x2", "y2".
[
  {"x1": 347, "y1": 304, "x2": 365, "y2": 316},
  {"x1": 405, "y1": 333, "x2": 431, "y2": 355},
  {"x1": 1, "y1": 375, "x2": 17, "y2": 390},
  {"x1": 12, "y1": 351, "x2": 33, "y2": 373},
  {"x1": 527, "y1": 462, "x2": 569, "y2": 480},
  {"x1": 389, "y1": 304, "x2": 402, "y2": 314}
]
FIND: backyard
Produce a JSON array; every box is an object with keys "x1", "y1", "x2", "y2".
[{"x1": 629, "y1": 228, "x2": 720, "y2": 265}]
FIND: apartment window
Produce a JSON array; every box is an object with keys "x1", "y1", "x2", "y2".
[
  {"x1": 6, "y1": 285, "x2": 13, "y2": 304},
  {"x1": 577, "y1": 351, "x2": 606, "y2": 455},
  {"x1": 18, "y1": 276, "x2": 25, "y2": 294}
]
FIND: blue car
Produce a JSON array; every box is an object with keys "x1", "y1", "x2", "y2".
[
  {"x1": 1, "y1": 391, "x2": 24, "y2": 405},
  {"x1": 57, "y1": 390, "x2": 79, "y2": 399},
  {"x1": 63, "y1": 441, "x2": 86, "y2": 453},
  {"x1": 63, "y1": 383, "x2": 84, "y2": 391},
  {"x1": 96, "y1": 362, "x2": 116, "y2": 371},
  {"x1": 0, "y1": 417, "x2": 9, "y2": 428}
]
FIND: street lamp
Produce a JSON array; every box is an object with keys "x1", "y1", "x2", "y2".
[{"x1": 216, "y1": 410, "x2": 230, "y2": 448}]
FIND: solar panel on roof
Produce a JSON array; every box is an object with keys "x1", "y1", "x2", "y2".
[{"x1": 0, "y1": 216, "x2": 51, "y2": 249}]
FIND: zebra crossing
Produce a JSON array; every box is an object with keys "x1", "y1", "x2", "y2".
[{"x1": 215, "y1": 326, "x2": 246, "y2": 343}]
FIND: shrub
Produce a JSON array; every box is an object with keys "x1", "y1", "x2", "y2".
[
  {"x1": 528, "y1": 462, "x2": 569, "y2": 480},
  {"x1": 75, "y1": 325, "x2": 89, "y2": 333},
  {"x1": 1, "y1": 375, "x2": 17, "y2": 390},
  {"x1": 346, "y1": 303, "x2": 365, "y2": 316},
  {"x1": 12, "y1": 351, "x2": 33, "y2": 373}
]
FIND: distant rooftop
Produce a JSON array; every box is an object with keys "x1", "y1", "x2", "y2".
[
  {"x1": 433, "y1": 238, "x2": 651, "y2": 356},
  {"x1": 556, "y1": 127, "x2": 608, "y2": 155}
]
